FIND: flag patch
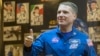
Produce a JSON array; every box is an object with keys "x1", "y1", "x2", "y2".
[{"x1": 87, "y1": 39, "x2": 93, "y2": 46}]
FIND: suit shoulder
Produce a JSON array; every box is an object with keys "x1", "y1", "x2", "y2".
[{"x1": 43, "y1": 28, "x2": 57, "y2": 34}]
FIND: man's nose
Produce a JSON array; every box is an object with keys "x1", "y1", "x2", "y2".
[{"x1": 59, "y1": 12, "x2": 64, "y2": 16}]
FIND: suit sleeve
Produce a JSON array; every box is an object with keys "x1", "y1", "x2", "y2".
[
  {"x1": 84, "y1": 39, "x2": 97, "y2": 56},
  {"x1": 23, "y1": 34, "x2": 45, "y2": 56},
  {"x1": 23, "y1": 45, "x2": 33, "y2": 56},
  {"x1": 33, "y1": 34, "x2": 45, "y2": 56}
]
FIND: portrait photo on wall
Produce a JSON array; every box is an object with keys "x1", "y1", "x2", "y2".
[
  {"x1": 4, "y1": 44, "x2": 23, "y2": 56},
  {"x1": 30, "y1": 4, "x2": 43, "y2": 26},
  {"x1": 88, "y1": 26, "x2": 100, "y2": 42},
  {"x1": 16, "y1": 3, "x2": 29, "y2": 24},
  {"x1": 3, "y1": 1, "x2": 15, "y2": 22},
  {"x1": 3, "y1": 26, "x2": 21, "y2": 41},
  {"x1": 87, "y1": 0, "x2": 100, "y2": 22}
]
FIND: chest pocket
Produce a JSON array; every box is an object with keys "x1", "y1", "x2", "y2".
[
  {"x1": 68, "y1": 39, "x2": 85, "y2": 56},
  {"x1": 68, "y1": 44, "x2": 86, "y2": 56}
]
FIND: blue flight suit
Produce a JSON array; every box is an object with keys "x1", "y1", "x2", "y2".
[{"x1": 24, "y1": 27, "x2": 97, "y2": 56}]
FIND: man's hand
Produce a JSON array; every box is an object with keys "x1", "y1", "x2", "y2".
[
  {"x1": 24, "y1": 29, "x2": 34, "y2": 47},
  {"x1": 29, "y1": 28, "x2": 34, "y2": 37}
]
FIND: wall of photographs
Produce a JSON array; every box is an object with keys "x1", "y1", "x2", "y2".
[
  {"x1": 0, "y1": 0, "x2": 99, "y2": 56},
  {"x1": 87, "y1": 0, "x2": 100, "y2": 55}
]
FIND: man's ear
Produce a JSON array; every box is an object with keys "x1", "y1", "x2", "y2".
[
  {"x1": 74, "y1": 14, "x2": 77, "y2": 20},
  {"x1": 75, "y1": 13, "x2": 77, "y2": 17}
]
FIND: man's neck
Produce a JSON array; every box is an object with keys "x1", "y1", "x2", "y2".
[{"x1": 59, "y1": 25, "x2": 72, "y2": 33}]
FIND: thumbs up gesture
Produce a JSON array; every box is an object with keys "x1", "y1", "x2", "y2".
[{"x1": 24, "y1": 29, "x2": 34, "y2": 47}]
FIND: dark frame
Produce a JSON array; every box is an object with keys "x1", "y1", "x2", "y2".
[
  {"x1": 3, "y1": 1, "x2": 15, "y2": 22},
  {"x1": 4, "y1": 43, "x2": 23, "y2": 56},
  {"x1": 16, "y1": 3, "x2": 29, "y2": 24},
  {"x1": 3, "y1": 25, "x2": 22, "y2": 41}
]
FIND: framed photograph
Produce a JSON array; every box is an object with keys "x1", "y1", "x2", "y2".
[
  {"x1": 30, "y1": 4, "x2": 43, "y2": 26},
  {"x1": 3, "y1": 26, "x2": 21, "y2": 41},
  {"x1": 4, "y1": 44, "x2": 23, "y2": 56},
  {"x1": 16, "y1": 3, "x2": 29, "y2": 24},
  {"x1": 3, "y1": 1, "x2": 15, "y2": 22},
  {"x1": 88, "y1": 26, "x2": 100, "y2": 42},
  {"x1": 87, "y1": 0, "x2": 100, "y2": 22}
]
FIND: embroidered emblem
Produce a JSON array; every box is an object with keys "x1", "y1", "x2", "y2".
[
  {"x1": 46, "y1": 54, "x2": 53, "y2": 56},
  {"x1": 87, "y1": 39, "x2": 93, "y2": 46},
  {"x1": 52, "y1": 37, "x2": 59, "y2": 43},
  {"x1": 69, "y1": 39, "x2": 80, "y2": 49}
]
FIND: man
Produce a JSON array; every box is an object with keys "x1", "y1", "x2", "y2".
[
  {"x1": 4, "y1": 2, "x2": 14, "y2": 22},
  {"x1": 87, "y1": 1, "x2": 100, "y2": 21},
  {"x1": 24, "y1": 1, "x2": 97, "y2": 56},
  {"x1": 31, "y1": 6, "x2": 43, "y2": 26},
  {"x1": 17, "y1": 4, "x2": 28, "y2": 24},
  {"x1": 7, "y1": 46, "x2": 13, "y2": 56}
]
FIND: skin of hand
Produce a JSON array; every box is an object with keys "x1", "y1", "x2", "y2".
[{"x1": 24, "y1": 29, "x2": 34, "y2": 47}]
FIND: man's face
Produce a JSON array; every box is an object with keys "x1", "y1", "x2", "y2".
[
  {"x1": 7, "y1": 4, "x2": 12, "y2": 11},
  {"x1": 91, "y1": 3, "x2": 97, "y2": 10},
  {"x1": 34, "y1": 9, "x2": 39, "y2": 14},
  {"x1": 57, "y1": 4, "x2": 76, "y2": 26},
  {"x1": 20, "y1": 5, "x2": 25, "y2": 12}
]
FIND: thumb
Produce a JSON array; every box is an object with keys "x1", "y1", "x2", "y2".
[{"x1": 29, "y1": 28, "x2": 33, "y2": 37}]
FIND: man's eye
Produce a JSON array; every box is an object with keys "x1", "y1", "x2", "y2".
[
  {"x1": 63, "y1": 11, "x2": 68, "y2": 14},
  {"x1": 57, "y1": 11, "x2": 68, "y2": 14},
  {"x1": 57, "y1": 11, "x2": 61, "y2": 14}
]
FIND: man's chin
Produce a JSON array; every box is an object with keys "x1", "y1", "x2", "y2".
[{"x1": 58, "y1": 24, "x2": 68, "y2": 26}]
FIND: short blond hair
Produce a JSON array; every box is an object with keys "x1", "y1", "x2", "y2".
[{"x1": 59, "y1": 1, "x2": 78, "y2": 14}]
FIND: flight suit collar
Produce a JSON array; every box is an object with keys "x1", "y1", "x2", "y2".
[{"x1": 56, "y1": 26, "x2": 77, "y2": 38}]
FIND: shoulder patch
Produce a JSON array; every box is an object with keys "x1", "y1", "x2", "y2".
[{"x1": 87, "y1": 39, "x2": 93, "y2": 46}]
